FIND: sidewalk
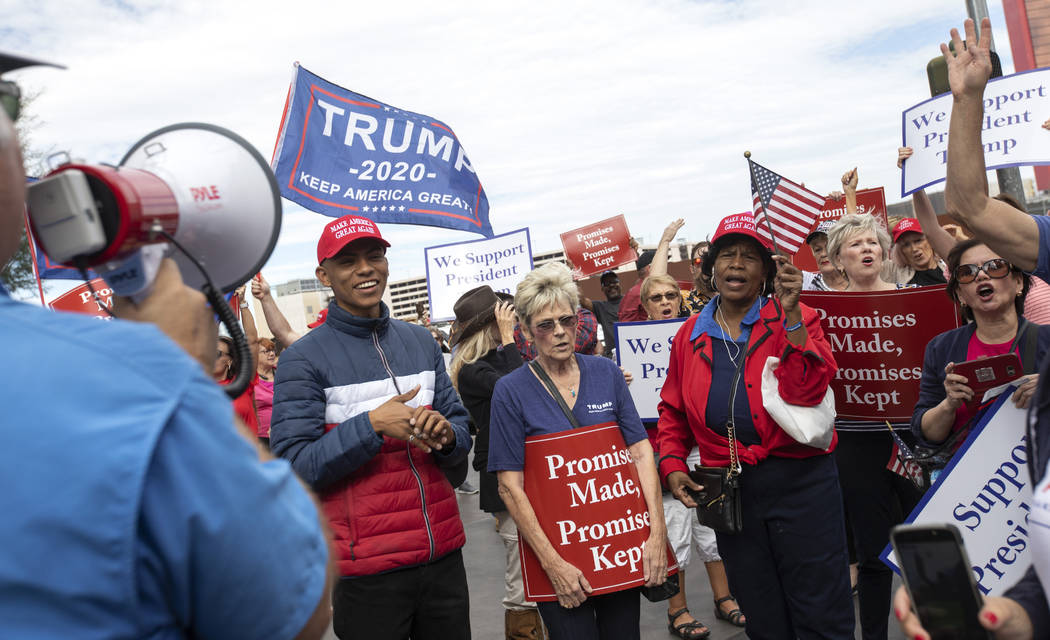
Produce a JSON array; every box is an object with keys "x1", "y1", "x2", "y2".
[{"x1": 326, "y1": 460, "x2": 905, "y2": 640}]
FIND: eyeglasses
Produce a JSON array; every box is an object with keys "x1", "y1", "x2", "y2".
[
  {"x1": 954, "y1": 258, "x2": 1011, "y2": 284},
  {"x1": 217, "y1": 350, "x2": 232, "y2": 359},
  {"x1": 646, "y1": 292, "x2": 680, "y2": 303},
  {"x1": 0, "y1": 81, "x2": 20, "y2": 122},
  {"x1": 691, "y1": 257, "x2": 704, "y2": 266},
  {"x1": 532, "y1": 314, "x2": 578, "y2": 335}
]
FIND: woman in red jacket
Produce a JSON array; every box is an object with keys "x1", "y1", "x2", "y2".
[{"x1": 657, "y1": 213, "x2": 854, "y2": 640}]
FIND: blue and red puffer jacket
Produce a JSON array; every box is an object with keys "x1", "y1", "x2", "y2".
[{"x1": 270, "y1": 301, "x2": 471, "y2": 577}]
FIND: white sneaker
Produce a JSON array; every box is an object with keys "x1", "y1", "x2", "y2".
[{"x1": 455, "y1": 480, "x2": 479, "y2": 495}]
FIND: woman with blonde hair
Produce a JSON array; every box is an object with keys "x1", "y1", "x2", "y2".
[
  {"x1": 826, "y1": 212, "x2": 923, "y2": 640},
  {"x1": 448, "y1": 286, "x2": 541, "y2": 640},
  {"x1": 489, "y1": 263, "x2": 667, "y2": 640}
]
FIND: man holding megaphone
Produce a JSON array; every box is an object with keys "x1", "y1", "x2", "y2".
[
  {"x1": 270, "y1": 215, "x2": 473, "y2": 640},
  {"x1": 0, "y1": 51, "x2": 334, "y2": 639}
]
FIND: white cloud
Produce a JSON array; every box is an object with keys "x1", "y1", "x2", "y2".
[{"x1": 9, "y1": 0, "x2": 1016, "y2": 286}]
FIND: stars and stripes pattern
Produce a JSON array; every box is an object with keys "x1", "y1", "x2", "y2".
[{"x1": 749, "y1": 160, "x2": 825, "y2": 254}]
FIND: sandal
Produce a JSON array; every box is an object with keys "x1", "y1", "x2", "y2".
[
  {"x1": 713, "y1": 595, "x2": 746, "y2": 628},
  {"x1": 667, "y1": 607, "x2": 711, "y2": 639}
]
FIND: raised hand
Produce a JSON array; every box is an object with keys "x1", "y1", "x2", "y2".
[
  {"x1": 942, "y1": 18, "x2": 993, "y2": 101},
  {"x1": 251, "y1": 275, "x2": 271, "y2": 300},
  {"x1": 841, "y1": 167, "x2": 858, "y2": 191},
  {"x1": 660, "y1": 218, "x2": 685, "y2": 245},
  {"x1": 494, "y1": 300, "x2": 517, "y2": 344},
  {"x1": 772, "y1": 255, "x2": 803, "y2": 313}
]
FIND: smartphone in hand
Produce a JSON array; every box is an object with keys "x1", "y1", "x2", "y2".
[{"x1": 890, "y1": 524, "x2": 992, "y2": 640}]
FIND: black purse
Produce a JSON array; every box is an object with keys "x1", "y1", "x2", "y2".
[
  {"x1": 528, "y1": 361, "x2": 680, "y2": 602},
  {"x1": 687, "y1": 338, "x2": 746, "y2": 534}
]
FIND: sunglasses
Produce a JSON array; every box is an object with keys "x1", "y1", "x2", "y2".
[
  {"x1": 0, "y1": 81, "x2": 20, "y2": 122},
  {"x1": 691, "y1": 257, "x2": 704, "y2": 266},
  {"x1": 954, "y1": 258, "x2": 1011, "y2": 284},
  {"x1": 647, "y1": 292, "x2": 680, "y2": 303},
  {"x1": 532, "y1": 314, "x2": 578, "y2": 335}
]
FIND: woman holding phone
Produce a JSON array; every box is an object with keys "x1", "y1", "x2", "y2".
[{"x1": 912, "y1": 239, "x2": 1047, "y2": 447}]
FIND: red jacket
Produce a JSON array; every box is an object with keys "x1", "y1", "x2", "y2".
[{"x1": 656, "y1": 300, "x2": 837, "y2": 478}]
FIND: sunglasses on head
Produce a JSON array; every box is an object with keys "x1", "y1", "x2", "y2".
[
  {"x1": 532, "y1": 314, "x2": 578, "y2": 335},
  {"x1": 0, "y1": 81, "x2": 20, "y2": 122},
  {"x1": 647, "y1": 292, "x2": 680, "y2": 303},
  {"x1": 954, "y1": 258, "x2": 1011, "y2": 284}
]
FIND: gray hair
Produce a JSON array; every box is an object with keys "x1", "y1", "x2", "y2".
[
  {"x1": 514, "y1": 262, "x2": 579, "y2": 326},
  {"x1": 826, "y1": 213, "x2": 891, "y2": 268}
]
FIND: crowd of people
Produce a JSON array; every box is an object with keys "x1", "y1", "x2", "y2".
[{"x1": 7, "y1": 16, "x2": 1050, "y2": 640}]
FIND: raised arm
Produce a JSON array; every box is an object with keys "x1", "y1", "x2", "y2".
[
  {"x1": 842, "y1": 168, "x2": 858, "y2": 216},
  {"x1": 650, "y1": 218, "x2": 684, "y2": 278},
  {"x1": 252, "y1": 275, "x2": 303, "y2": 347},
  {"x1": 237, "y1": 285, "x2": 261, "y2": 373},
  {"x1": 943, "y1": 18, "x2": 1039, "y2": 270}
]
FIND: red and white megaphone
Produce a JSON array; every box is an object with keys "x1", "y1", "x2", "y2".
[
  {"x1": 26, "y1": 123, "x2": 281, "y2": 398},
  {"x1": 26, "y1": 122, "x2": 281, "y2": 296}
]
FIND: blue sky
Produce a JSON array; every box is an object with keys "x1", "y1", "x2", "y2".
[{"x1": 5, "y1": 0, "x2": 1022, "y2": 292}]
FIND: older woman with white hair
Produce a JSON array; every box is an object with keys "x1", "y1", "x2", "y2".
[
  {"x1": 825, "y1": 213, "x2": 924, "y2": 640},
  {"x1": 488, "y1": 262, "x2": 667, "y2": 640}
]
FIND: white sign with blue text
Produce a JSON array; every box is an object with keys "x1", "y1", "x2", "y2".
[
  {"x1": 615, "y1": 318, "x2": 687, "y2": 422},
  {"x1": 425, "y1": 228, "x2": 533, "y2": 323},
  {"x1": 901, "y1": 67, "x2": 1050, "y2": 196},
  {"x1": 880, "y1": 389, "x2": 1032, "y2": 597}
]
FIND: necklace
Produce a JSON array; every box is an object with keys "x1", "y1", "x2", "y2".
[
  {"x1": 550, "y1": 364, "x2": 579, "y2": 398},
  {"x1": 716, "y1": 303, "x2": 741, "y2": 366}
]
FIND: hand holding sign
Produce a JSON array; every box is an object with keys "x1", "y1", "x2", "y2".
[
  {"x1": 1010, "y1": 374, "x2": 1039, "y2": 409},
  {"x1": 942, "y1": 18, "x2": 994, "y2": 102},
  {"x1": 548, "y1": 558, "x2": 594, "y2": 609}
]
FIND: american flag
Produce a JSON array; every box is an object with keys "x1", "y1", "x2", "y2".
[{"x1": 749, "y1": 159, "x2": 825, "y2": 254}]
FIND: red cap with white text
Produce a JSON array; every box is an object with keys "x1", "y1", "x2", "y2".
[
  {"x1": 711, "y1": 212, "x2": 773, "y2": 250},
  {"x1": 307, "y1": 308, "x2": 328, "y2": 329},
  {"x1": 892, "y1": 218, "x2": 923, "y2": 243},
  {"x1": 316, "y1": 215, "x2": 390, "y2": 264}
]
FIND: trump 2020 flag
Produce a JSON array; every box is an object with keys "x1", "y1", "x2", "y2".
[
  {"x1": 271, "y1": 64, "x2": 493, "y2": 237},
  {"x1": 748, "y1": 159, "x2": 824, "y2": 254}
]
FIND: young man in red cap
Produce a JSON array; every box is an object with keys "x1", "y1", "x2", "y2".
[{"x1": 270, "y1": 215, "x2": 473, "y2": 640}]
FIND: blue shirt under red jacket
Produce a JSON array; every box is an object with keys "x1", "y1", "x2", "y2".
[
  {"x1": 270, "y1": 300, "x2": 472, "y2": 578},
  {"x1": 656, "y1": 295, "x2": 838, "y2": 477}
]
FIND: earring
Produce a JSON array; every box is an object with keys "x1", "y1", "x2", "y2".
[{"x1": 710, "y1": 275, "x2": 718, "y2": 292}]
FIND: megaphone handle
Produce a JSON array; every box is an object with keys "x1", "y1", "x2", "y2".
[{"x1": 205, "y1": 282, "x2": 253, "y2": 400}]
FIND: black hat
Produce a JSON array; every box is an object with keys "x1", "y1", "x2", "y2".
[
  {"x1": 448, "y1": 286, "x2": 500, "y2": 348},
  {"x1": 635, "y1": 250, "x2": 655, "y2": 271},
  {"x1": 599, "y1": 270, "x2": 619, "y2": 283},
  {"x1": 0, "y1": 51, "x2": 65, "y2": 75}
]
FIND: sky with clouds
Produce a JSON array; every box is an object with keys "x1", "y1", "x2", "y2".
[{"x1": 5, "y1": 0, "x2": 1019, "y2": 287}]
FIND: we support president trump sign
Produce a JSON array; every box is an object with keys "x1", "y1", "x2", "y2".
[{"x1": 272, "y1": 64, "x2": 492, "y2": 237}]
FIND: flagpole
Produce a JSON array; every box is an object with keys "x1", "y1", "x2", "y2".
[{"x1": 744, "y1": 151, "x2": 784, "y2": 256}]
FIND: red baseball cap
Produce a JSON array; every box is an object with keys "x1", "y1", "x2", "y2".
[
  {"x1": 892, "y1": 218, "x2": 923, "y2": 243},
  {"x1": 307, "y1": 308, "x2": 328, "y2": 329},
  {"x1": 316, "y1": 215, "x2": 390, "y2": 264},
  {"x1": 711, "y1": 212, "x2": 773, "y2": 250}
]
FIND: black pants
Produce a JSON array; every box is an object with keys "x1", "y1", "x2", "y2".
[
  {"x1": 536, "y1": 588, "x2": 639, "y2": 640},
  {"x1": 836, "y1": 431, "x2": 922, "y2": 640},
  {"x1": 332, "y1": 549, "x2": 470, "y2": 640},
  {"x1": 715, "y1": 454, "x2": 855, "y2": 640}
]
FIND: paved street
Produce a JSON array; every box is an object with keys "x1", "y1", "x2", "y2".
[{"x1": 325, "y1": 455, "x2": 906, "y2": 639}]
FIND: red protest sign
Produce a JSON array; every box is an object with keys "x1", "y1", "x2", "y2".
[
  {"x1": 801, "y1": 287, "x2": 959, "y2": 421},
  {"x1": 560, "y1": 215, "x2": 638, "y2": 279},
  {"x1": 48, "y1": 279, "x2": 114, "y2": 319},
  {"x1": 794, "y1": 187, "x2": 890, "y2": 271},
  {"x1": 519, "y1": 422, "x2": 677, "y2": 602}
]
